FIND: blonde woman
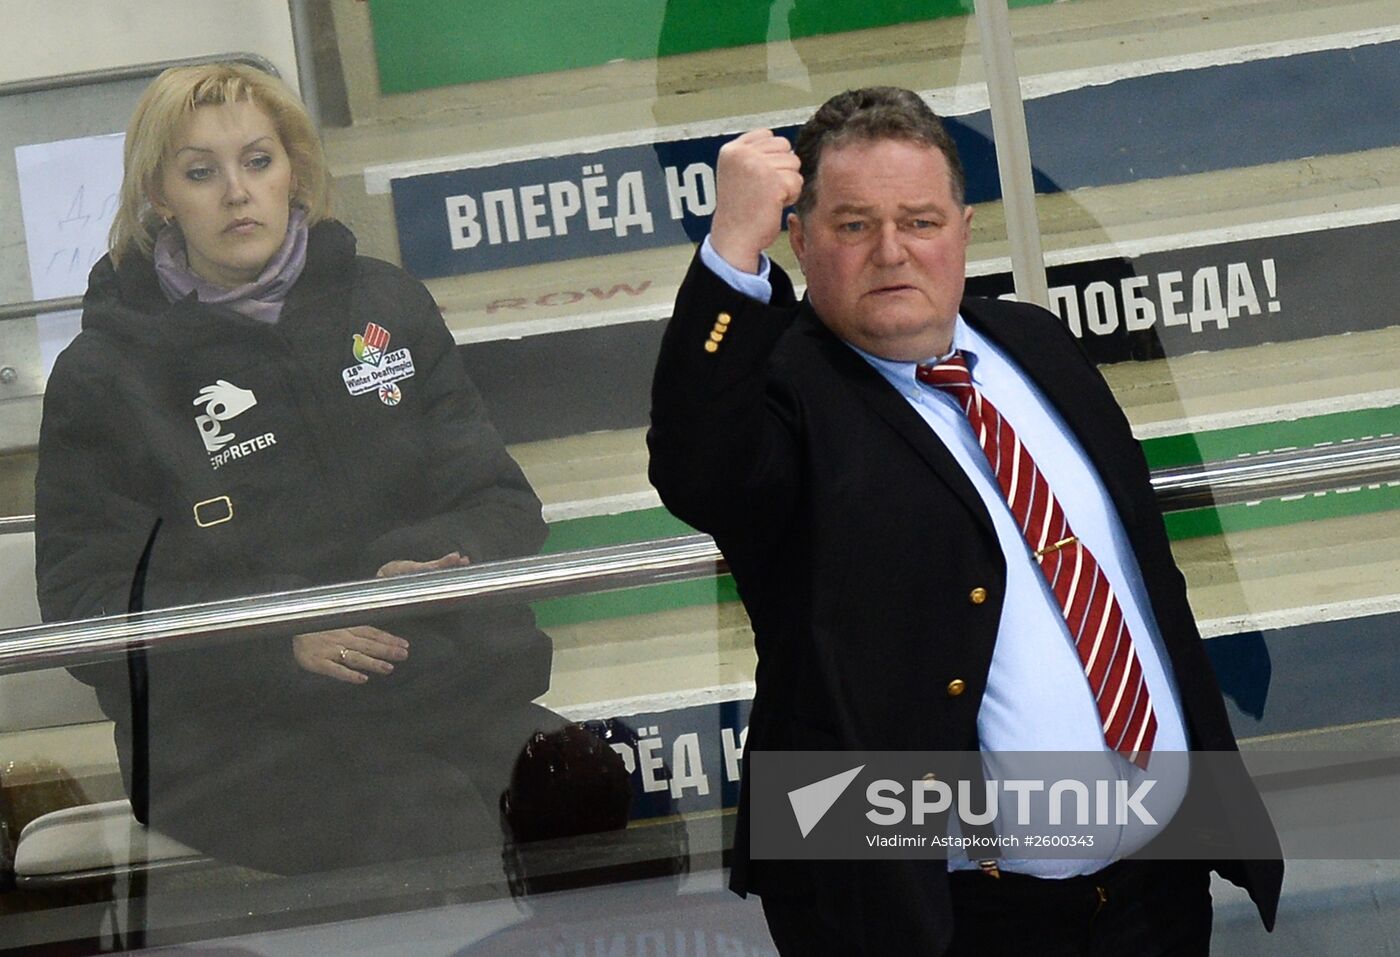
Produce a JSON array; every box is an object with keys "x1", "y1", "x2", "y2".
[{"x1": 35, "y1": 64, "x2": 558, "y2": 873}]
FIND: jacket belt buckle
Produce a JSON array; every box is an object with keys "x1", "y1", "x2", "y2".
[{"x1": 193, "y1": 495, "x2": 234, "y2": 528}]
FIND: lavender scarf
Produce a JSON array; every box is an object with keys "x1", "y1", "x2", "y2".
[{"x1": 154, "y1": 208, "x2": 309, "y2": 323}]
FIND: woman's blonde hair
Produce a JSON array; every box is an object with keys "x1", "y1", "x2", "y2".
[{"x1": 108, "y1": 62, "x2": 332, "y2": 265}]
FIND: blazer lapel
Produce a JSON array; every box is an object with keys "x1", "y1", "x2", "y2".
[{"x1": 796, "y1": 307, "x2": 999, "y2": 541}]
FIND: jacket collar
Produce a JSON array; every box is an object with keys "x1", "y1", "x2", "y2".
[
  {"x1": 85, "y1": 219, "x2": 356, "y2": 336},
  {"x1": 794, "y1": 295, "x2": 1139, "y2": 537},
  {"x1": 794, "y1": 300, "x2": 998, "y2": 540}
]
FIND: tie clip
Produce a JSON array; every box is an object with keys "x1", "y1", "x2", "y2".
[{"x1": 1034, "y1": 535, "x2": 1077, "y2": 559}]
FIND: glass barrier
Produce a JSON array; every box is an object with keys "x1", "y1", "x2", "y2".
[
  {"x1": 0, "y1": 551, "x2": 755, "y2": 953},
  {"x1": 1001, "y1": 0, "x2": 1400, "y2": 735},
  {"x1": 3, "y1": 0, "x2": 1399, "y2": 953},
  {"x1": 0, "y1": 3, "x2": 987, "y2": 953},
  {"x1": 1004, "y1": 1, "x2": 1400, "y2": 952}
]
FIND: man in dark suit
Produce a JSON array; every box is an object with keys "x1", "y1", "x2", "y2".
[{"x1": 647, "y1": 87, "x2": 1281, "y2": 955}]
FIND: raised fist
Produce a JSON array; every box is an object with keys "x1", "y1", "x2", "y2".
[{"x1": 709, "y1": 129, "x2": 803, "y2": 275}]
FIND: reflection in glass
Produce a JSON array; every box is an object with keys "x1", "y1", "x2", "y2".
[{"x1": 31, "y1": 63, "x2": 579, "y2": 878}]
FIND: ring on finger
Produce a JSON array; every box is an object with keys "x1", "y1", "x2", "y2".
[{"x1": 338, "y1": 646, "x2": 349, "y2": 663}]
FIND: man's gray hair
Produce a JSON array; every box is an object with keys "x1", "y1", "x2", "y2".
[{"x1": 793, "y1": 86, "x2": 967, "y2": 216}]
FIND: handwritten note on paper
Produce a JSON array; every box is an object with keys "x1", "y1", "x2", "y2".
[{"x1": 14, "y1": 132, "x2": 126, "y2": 376}]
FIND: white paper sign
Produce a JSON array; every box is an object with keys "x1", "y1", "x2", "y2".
[{"x1": 14, "y1": 132, "x2": 126, "y2": 376}]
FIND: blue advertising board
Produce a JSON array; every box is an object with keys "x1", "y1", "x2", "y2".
[
  {"x1": 389, "y1": 40, "x2": 1400, "y2": 280},
  {"x1": 390, "y1": 121, "x2": 1002, "y2": 278}
]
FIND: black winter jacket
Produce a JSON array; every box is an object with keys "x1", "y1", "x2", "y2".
[{"x1": 36, "y1": 221, "x2": 551, "y2": 731}]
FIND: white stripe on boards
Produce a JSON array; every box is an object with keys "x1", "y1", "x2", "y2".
[
  {"x1": 1131, "y1": 389, "x2": 1400, "y2": 441},
  {"x1": 541, "y1": 489, "x2": 661, "y2": 522},
  {"x1": 365, "y1": 27, "x2": 1400, "y2": 195},
  {"x1": 452, "y1": 301, "x2": 672, "y2": 345},
  {"x1": 1018, "y1": 26, "x2": 1400, "y2": 103},
  {"x1": 548, "y1": 600, "x2": 1400, "y2": 721},
  {"x1": 551, "y1": 681, "x2": 756, "y2": 722},
  {"x1": 1195, "y1": 593, "x2": 1400, "y2": 639}
]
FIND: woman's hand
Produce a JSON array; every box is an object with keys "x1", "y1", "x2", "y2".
[
  {"x1": 292, "y1": 626, "x2": 410, "y2": 684},
  {"x1": 376, "y1": 550, "x2": 471, "y2": 578},
  {"x1": 292, "y1": 553, "x2": 464, "y2": 683}
]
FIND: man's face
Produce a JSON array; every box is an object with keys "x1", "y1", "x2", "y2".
[{"x1": 788, "y1": 137, "x2": 973, "y2": 361}]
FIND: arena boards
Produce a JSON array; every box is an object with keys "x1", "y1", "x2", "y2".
[
  {"x1": 417, "y1": 29, "x2": 1400, "y2": 571},
  {"x1": 536, "y1": 608, "x2": 1400, "y2": 823},
  {"x1": 369, "y1": 31, "x2": 1400, "y2": 332},
  {"x1": 493, "y1": 12, "x2": 1400, "y2": 742}
]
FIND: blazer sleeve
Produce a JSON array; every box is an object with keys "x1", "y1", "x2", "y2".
[{"x1": 647, "y1": 249, "x2": 805, "y2": 544}]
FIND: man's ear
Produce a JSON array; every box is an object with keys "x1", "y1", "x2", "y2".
[
  {"x1": 787, "y1": 212, "x2": 805, "y2": 264},
  {"x1": 961, "y1": 203, "x2": 974, "y2": 241}
]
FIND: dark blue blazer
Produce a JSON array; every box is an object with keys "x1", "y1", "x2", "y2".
[{"x1": 648, "y1": 252, "x2": 1282, "y2": 954}]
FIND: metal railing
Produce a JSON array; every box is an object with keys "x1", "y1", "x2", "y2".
[
  {"x1": 0, "y1": 296, "x2": 84, "y2": 324},
  {"x1": 1151, "y1": 434, "x2": 1400, "y2": 510},
  {"x1": 0, "y1": 53, "x2": 278, "y2": 99},
  {"x1": 0, "y1": 535, "x2": 725, "y2": 675},
  {"x1": 286, "y1": 0, "x2": 323, "y2": 129},
  {"x1": 0, "y1": 434, "x2": 1395, "y2": 674}
]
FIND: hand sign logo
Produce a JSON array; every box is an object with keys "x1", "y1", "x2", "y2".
[{"x1": 193, "y1": 380, "x2": 258, "y2": 453}]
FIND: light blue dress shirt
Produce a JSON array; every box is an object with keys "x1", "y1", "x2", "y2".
[{"x1": 698, "y1": 238, "x2": 1190, "y2": 876}]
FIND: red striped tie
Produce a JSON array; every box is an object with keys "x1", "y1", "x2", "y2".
[{"x1": 916, "y1": 351, "x2": 1157, "y2": 768}]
